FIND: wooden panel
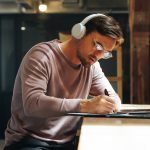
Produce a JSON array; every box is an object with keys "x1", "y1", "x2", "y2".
[
  {"x1": 117, "y1": 46, "x2": 123, "y2": 100},
  {"x1": 129, "y1": 0, "x2": 150, "y2": 104}
]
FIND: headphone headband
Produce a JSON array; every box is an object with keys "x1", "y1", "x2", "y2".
[
  {"x1": 71, "y1": 13, "x2": 106, "y2": 39},
  {"x1": 81, "y1": 13, "x2": 106, "y2": 25}
]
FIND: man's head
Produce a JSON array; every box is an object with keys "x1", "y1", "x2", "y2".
[
  {"x1": 71, "y1": 13, "x2": 124, "y2": 49},
  {"x1": 70, "y1": 14, "x2": 124, "y2": 67}
]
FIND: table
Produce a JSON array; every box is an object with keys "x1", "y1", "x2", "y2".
[{"x1": 77, "y1": 104, "x2": 150, "y2": 150}]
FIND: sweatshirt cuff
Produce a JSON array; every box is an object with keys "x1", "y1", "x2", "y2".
[{"x1": 61, "y1": 98, "x2": 80, "y2": 113}]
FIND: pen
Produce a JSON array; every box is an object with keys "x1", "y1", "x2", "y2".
[
  {"x1": 104, "y1": 89, "x2": 115, "y2": 113},
  {"x1": 104, "y1": 89, "x2": 109, "y2": 96}
]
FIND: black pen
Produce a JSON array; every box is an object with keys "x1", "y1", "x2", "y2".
[
  {"x1": 104, "y1": 89, "x2": 116, "y2": 113},
  {"x1": 104, "y1": 89, "x2": 109, "y2": 96}
]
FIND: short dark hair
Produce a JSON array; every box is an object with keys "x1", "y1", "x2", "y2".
[{"x1": 85, "y1": 15, "x2": 124, "y2": 47}]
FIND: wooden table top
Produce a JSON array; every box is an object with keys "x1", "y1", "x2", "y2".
[{"x1": 78, "y1": 104, "x2": 150, "y2": 150}]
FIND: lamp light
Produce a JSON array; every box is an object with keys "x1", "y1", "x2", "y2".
[{"x1": 39, "y1": 0, "x2": 47, "y2": 12}]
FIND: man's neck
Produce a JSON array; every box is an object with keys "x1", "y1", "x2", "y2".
[{"x1": 59, "y1": 38, "x2": 81, "y2": 65}]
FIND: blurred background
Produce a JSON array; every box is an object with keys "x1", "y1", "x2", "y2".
[{"x1": 0, "y1": 0, "x2": 149, "y2": 141}]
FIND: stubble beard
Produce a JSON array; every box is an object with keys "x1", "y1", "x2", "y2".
[{"x1": 77, "y1": 49, "x2": 91, "y2": 68}]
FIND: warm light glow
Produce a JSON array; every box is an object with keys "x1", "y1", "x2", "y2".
[{"x1": 39, "y1": 4, "x2": 47, "y2": 12}]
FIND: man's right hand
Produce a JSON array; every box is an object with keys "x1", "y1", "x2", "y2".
[{"x1": 80, "y1": 95, "x2": 116, "y2": 114}]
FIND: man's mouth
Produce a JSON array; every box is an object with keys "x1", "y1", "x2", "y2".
[{"x1": 88, "y1": 55, "x2": 97, "y2": 63}]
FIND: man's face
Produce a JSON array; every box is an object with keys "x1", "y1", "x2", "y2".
[{"x1": 77, "y1": 32, "x2": 117, "y2": 67}]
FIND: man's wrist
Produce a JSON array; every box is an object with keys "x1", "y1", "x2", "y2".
[{"x1": 80, "y1": 99, "x2": 91, "y2": 113}]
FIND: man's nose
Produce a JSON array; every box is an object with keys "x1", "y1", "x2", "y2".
[{"x1": 93, "y1": 50, "x2": 104, "y2": 60}]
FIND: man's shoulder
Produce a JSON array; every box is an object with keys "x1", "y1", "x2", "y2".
[
  {"x1": 28, "y1": 39, "x2": 59, "y2": 58},
  {"x1": 92, "y1": 61, "x2": 101, "y2": 69},
  {"x1": 33, "y1": 39, "x2": 59, "y2": 51},
  {"x1": 91, "y1": 61, "x2": 103, "y2": 76}
]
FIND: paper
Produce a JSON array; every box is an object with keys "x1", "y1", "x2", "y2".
[{"x1": 67, "y1": 110, "x2": 150, "y2": 119}]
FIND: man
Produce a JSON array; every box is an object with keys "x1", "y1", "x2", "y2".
[{"x1": 4, "y1": 13, "x2": 124, "y2": 150}]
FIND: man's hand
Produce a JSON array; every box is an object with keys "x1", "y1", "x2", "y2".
[{"x1": 80, "y1": 95, "x2": 117, "y2": 114}]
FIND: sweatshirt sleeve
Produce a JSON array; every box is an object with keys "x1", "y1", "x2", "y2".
[
  {"x1": 20, "y1": 44, "x2": 80, "y2": 118},
  {"x1": 89, "y1": 62, "x2": 121, "y2": 110}
]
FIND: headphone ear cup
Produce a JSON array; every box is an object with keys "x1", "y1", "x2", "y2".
[{"x1": 71, "y1": 23, "x2": 86, "y2": 39}]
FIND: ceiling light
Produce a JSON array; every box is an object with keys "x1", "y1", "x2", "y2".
[{"x1": 39, "y1": 3, "x2": 47, "y2": 12}]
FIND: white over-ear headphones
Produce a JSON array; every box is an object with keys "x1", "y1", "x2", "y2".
[{"x1": 71, "y1": 13, "x2": 106, "y2": 39}]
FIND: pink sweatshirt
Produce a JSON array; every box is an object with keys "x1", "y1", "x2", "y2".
[{"x1": 4, "y1": 39, "x2": 121, "y2": 146}]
